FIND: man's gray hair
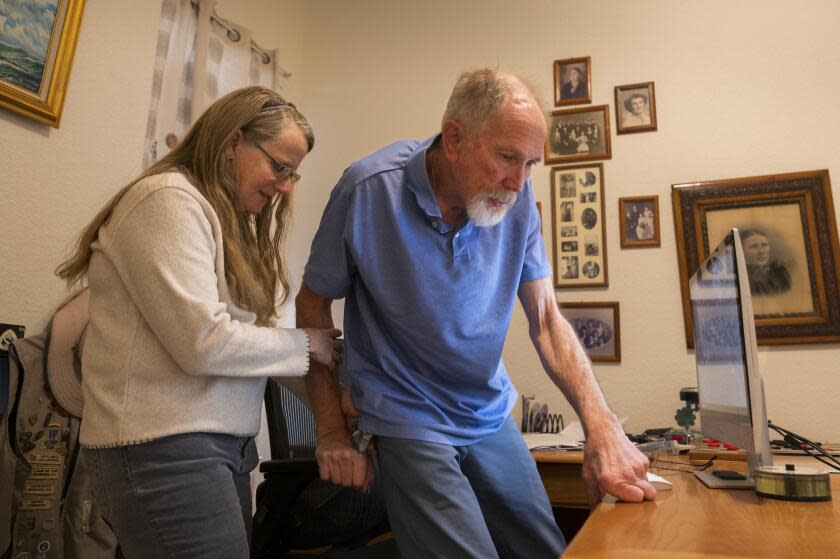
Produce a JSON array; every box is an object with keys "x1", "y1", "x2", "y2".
[{"x1": 442, "y1": 68, "x2": 543, "y2": 133}]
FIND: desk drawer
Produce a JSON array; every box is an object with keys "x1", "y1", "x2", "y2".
[{"x1": 536, "y1": 461, "x2": 588, "y2": 508}]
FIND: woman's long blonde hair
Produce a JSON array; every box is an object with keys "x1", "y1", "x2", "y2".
[{"x1": 56, "y1": 86, "x2": 314, "y2": 325}]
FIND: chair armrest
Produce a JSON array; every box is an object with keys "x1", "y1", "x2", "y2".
[{"x1": 259, "y1": 457, "x2": 318, "y2": 475}]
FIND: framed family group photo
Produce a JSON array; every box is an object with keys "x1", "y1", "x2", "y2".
[
  {"x1": 614, "y1": 82, "x2": 657, "y2": 134},
  {"x1": 619, "y1": 195, "x2": 661, "y2": 248},
  {"x1": 545, "y1": 105, "x2": 612, "y2": 165},
  {"x1": 0, "y1": 0, "x2": 86, "y2": 127},
  {"x1": 556, "y1": 301, "x2": 621, "y2": 362},
  {"x1": 672, "y1": 169, "x2": 840, "y2": 346},
  {"x1": 551, "y1": 163, "x2": 608, "y2": 288},
  {"x1": 553, "y1": 56, "x2": 591, "y2": 106}
]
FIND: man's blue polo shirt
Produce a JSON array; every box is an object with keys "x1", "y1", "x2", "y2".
[{"x1": 303, "y1": 137, "x2": 551, "y2": 445}]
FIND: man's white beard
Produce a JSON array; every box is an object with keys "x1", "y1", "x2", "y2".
[{"x1": 466, "y1": 189, "x2": 517, "y2": 227}]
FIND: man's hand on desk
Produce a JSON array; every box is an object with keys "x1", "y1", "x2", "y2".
[{"x1": 582, "y1": 422, "x2": 656, "y2": 505}]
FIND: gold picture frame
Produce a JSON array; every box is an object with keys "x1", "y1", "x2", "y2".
[
  {"x1": 672, "y1": 169, "x2": 840, "y2": 346},
  {"x1": 551, "y1": 163, "x2": 608, "y2": 288},
  {"x1": 0, "y1": 0, "x2": 86, "y2": 127}
]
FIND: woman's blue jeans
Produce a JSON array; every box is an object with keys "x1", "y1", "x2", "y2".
[{"x1": 84, "y1": 432, "x2": 259, "y2": 559}]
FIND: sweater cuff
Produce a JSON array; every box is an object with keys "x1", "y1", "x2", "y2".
[{"x1": 303, "y1": 329, "x2": 311, "y2": 375}]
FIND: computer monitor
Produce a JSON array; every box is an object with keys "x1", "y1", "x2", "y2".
[{"x1": 688, "y1": 228, "x2": 773, "y2": 488}]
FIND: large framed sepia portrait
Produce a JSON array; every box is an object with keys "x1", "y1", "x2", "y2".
[
  {"x1": 551, "y1": 163, "x2": 608, "y2": 288},
  {"x1": 0, "y1": 0, "x2": 86, "y2": 127},
  {"x1": 556, "y1": 301, "x2": 621, "y2": 362},
  {"x1": 553, "y1": 56, "x2": 591, "y2": 106},
  {"x1": 545, "y1": 105, "x2": 612, "y2": 165},
  {"x1": 672, "y1": 169, "x2": 840, "y2": 346}
]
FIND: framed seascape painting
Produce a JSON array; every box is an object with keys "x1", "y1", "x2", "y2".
[
  {"x1": 553, "y1": 56, "x2": 591, "y2": 106},
  {"x1": 545, "y1": 105, "x2": 612, "y2": 165},
  {"x1": 556, "y1": 301, "x2": 621, "y2": 362},
  {"x1": 619, "y1": 195, "x2": 661, "y2": 248},
  {"x1": 614, "y1": 82, "x2": 657, "y2": 134},
  {"x1": 0, "y1": 0, "x2": 86, "y2": 127},
  {"x1": 551, "y1": 163, "x2": 608, "y2": 288},
  {"x1": 672, "y1": 169, "x2": 840, "y2": 346}
]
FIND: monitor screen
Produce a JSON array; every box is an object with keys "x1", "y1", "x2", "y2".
[{"x1": 689, "y1": 229, "x2": 772, "y2": 477}]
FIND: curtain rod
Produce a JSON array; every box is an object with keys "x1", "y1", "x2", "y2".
[{"x1": 189, "y1": 0, "x2": 290, "y2": 76}]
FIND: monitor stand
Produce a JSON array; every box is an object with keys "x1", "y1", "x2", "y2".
[{"x1": 694, "y1": 470, "x2": 755, "y2": 489}]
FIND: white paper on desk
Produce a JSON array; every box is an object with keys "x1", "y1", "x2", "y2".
[
  {"x1": 522, "y1": 425, "x2": 584, "y2": 450},
  {"x1": 561, "y1": 420, "x2": 585, "y2": 442},
  {"x1": 523, "y1": 417, "x2": 630, "y2": 450}
]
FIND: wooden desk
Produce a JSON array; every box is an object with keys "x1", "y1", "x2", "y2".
[
  {"x1": 532, "y1": 451, "x2": 840, "y2": 558},
  {"x1": 533, "y1": 450, "x2": 587, "y2": 508}
]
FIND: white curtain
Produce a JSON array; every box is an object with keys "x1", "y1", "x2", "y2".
[
  {"x1": 142, "y1": 0, "x2": 289, "y2": 167},
  {"x1": 142, "y1": 0, "x2": 197, "y2": 169}
]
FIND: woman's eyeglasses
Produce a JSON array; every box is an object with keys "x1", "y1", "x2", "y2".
[{"x1": 255, "y1": 143, "x2": 301, "y2": 184}]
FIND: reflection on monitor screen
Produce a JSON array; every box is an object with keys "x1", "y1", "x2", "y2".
[{"x1": 689, "y1": 229, "x2": 772, "y2": 485}]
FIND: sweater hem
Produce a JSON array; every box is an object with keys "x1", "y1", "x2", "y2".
[{"x1": 80, "y1": 430, "x2": 260, "y2": 449}]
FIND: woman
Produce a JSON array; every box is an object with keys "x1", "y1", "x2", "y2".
[
  {"x1": 740, "y1": 229, "x2": 791, "y2": 295},
  {"x1": 56, "y1": 87, "x2": 341, "y2": 558},
  {"x1": 561, "y1": 67, "x2": 587, "y2": 99}
]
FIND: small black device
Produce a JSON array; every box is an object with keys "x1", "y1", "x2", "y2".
[
  {"x1": 712, "y1": 470, "x2": 747, "y2": 481},
  {"x1": 679, "y1": 387, "x2": 699, "y2": 410}
]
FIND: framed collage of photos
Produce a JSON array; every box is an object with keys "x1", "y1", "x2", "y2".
[{"x1": 550, "y1": 163, "x2": 608, "y2": 288}]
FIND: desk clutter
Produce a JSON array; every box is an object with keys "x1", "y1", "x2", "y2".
[
  {"x1": 520, "y1": 395, "x2": 583, "y2": 450},
  {"x1": 688, "y1": 439, "x2": 748, "y2": 462},
  {"x1": 520, "y1": 395, "x2": 564, "y2": 433}
]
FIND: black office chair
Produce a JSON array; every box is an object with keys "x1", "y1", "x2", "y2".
[{"x1": 251, "y1": 380, "x2": 396, "y2": 559}]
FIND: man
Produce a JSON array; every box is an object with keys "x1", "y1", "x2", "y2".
[
  {"x1": 298, "y1": 69, "x2": 654, "y2": 559},
  {"x1": 622, "y1": 93, "x2": 650, "y2": 127}
]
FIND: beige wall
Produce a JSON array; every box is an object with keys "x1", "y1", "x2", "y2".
[
  {"x1": 0, "y1": 1, "x2": 159, "y2": 333},
  {"x1": 290, "y1": 0, "x2": 840, "y2": 442},
  {"x1": 1, "y1": 0, "x2": 838, "y2": 445}
]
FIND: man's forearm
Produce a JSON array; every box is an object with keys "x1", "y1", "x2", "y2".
[
  {"x1": 304, "y1": 363, "x2": 348, "y2": 440},
  {"x1": 521, "y1": 279, "x2": 653, "y2": 502},
  {"x1": 533, "y1": 315, "x2": 619, "y2": 436},
  {"x1": 520, "y1": 278, "x2": 618, "y2": 435}
]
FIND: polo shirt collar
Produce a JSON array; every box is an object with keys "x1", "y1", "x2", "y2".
[{"x1": 405, "y1": 135, "x2": 442, "y2": 219}]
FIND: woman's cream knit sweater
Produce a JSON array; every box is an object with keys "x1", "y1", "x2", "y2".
[{"x1": 80, "y1": 172, "x2": 309, "y2": 447}]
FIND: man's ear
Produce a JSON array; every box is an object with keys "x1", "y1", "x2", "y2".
[{"x1": 440, "y1": 119, "x2": 465, "y2": 162}]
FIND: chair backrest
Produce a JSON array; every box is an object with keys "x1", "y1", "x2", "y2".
[{"x1": 264, "y1": 380, "x2": 317, "y2": 460}]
